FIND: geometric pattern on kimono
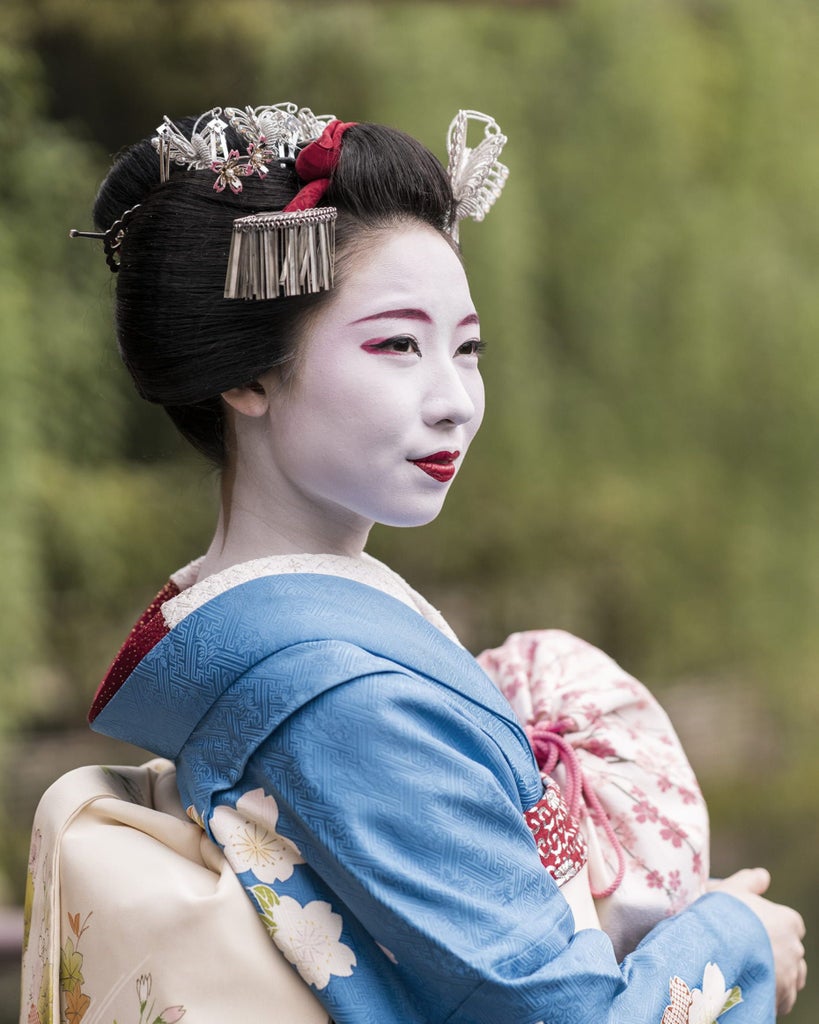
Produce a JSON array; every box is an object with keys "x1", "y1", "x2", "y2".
[{"x1": 89, "y1": 563, "x2": 776, "y2": 1024}]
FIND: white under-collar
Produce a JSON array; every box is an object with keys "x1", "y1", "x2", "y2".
[{"x1": 163, "y1": 551, "x2": 461, "y2": 644}]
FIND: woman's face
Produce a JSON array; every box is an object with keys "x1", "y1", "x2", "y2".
[{"x1": 259, "y1": 222, "x2": 485, "y2": 544}]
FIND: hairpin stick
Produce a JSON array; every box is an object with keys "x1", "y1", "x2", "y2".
[{"x1": 69, "y1": 204, "x2": 142, "y2": 272}]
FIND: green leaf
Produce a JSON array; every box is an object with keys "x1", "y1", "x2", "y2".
[
  {"x1": 249, "y1": 883, "x2": 279, "y2": 937},
  {"x1": 59, "y1": 937, "x2": 84, "y2": 993},
  {"x1": 720, "y1": 986, "x2": 743, "y2": 1016}
]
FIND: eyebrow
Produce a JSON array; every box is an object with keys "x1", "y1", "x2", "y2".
[
  {"x1": 350, "y1": 308, "x2": 481, "y2": 327},
  {"x1": 350, "y1": 308, "x2": 432, "y2": 325}
]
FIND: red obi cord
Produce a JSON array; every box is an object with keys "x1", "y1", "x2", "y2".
[
  {"x1": 284, "y1": 120, "x2": 357, "y2": 212},
  {"x1": 524, "y1": 779, "x2": 588, "y2": 886}
]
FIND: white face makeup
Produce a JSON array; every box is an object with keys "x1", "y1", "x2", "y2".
[{"x1": 258, "y1": 222, "x2": 485, "y2": 547}]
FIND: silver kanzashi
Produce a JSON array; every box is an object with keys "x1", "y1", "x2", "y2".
[
  {"x1": 224, "y1": 208, "x2": 337, "y2": 300},
  {"x1": 152, "y1": 104, "x2": 336, "y2": 190},
  {"x1": 225, "y1": 104, "x2": 335, "y2": 161},
  {"x1": 154, "y1": 110, "x2": 231, "y2": 183},
  {"x1": 446, "y1": 110, "x2": 509, "y2": 242}
]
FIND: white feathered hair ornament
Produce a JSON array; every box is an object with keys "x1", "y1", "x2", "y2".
[{"x1": 446, "y1": 110, "x2": 510, "y2": 242}]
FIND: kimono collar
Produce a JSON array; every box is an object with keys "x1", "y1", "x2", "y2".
[{"x1": 90, "y1": 570, "x2": 530, "y2": 766}]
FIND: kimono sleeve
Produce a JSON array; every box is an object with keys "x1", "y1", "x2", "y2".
[{"x1": 207, "y1": 669, "x2": 775, "y2": 1024}]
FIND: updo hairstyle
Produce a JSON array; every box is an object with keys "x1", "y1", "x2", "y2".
[{"x1": 93, "y1": 118, "x2": 455, "y2": 464}]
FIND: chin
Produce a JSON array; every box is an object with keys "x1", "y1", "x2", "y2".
[{"x1": 375, "y1": 499, "x2": 448, "y2": 530}]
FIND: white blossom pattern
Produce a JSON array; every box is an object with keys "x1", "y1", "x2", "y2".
[
  {"x1": 661, "y1": 962, "x2": 742, "y2": 1024},
  {"x1": 270, "y1": 896, "x2": 356, "y2": 990},
  {"x1": 210, "y1": 788, "x2": 304, "y2": 882},
  {"x1": 689, "y1": 963, "x2": 742, "y2": 1024}
]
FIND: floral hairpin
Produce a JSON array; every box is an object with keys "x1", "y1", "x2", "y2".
[
  {"x1": 446, "y1": 110, "x2": 509, "y2": 242},
  {"x1": 153, "y1": 104, "x2": 337, "y2": 193}
]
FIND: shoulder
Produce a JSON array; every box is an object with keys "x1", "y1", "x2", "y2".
[
  {"x1": 177, "y1": 648, "x2": 543, "y2": 818},
  {"x1": 281, "y1": 663, "x2": 539, "y2": 797}
]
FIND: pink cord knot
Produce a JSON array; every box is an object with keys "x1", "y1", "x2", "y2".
[{"x1": 527, "y1": 719, "x2": 627, "y2": 899}]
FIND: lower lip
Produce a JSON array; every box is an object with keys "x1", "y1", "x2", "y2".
[{"x1": 410, "y1": 458, "x2": 458, "y2": 483}]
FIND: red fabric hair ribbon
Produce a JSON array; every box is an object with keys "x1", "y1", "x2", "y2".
[{"x1": 283, "y1": 120, "x2": 357, "y2": 212}]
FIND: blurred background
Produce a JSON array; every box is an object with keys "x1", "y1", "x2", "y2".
[{"x1": 1, "y1": 0, "x2": 817, "y2": 1019}]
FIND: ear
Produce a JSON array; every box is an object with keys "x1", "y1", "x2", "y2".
[{"x1": 221, "y1": 380, "x2": 270, "y2": 418}]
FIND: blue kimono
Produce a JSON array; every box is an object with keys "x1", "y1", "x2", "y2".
[{"x1": 91, "y1": 561, "x2": 774, "y2": 1023}]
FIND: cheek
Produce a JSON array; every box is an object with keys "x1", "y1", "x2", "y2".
[
  {"x1": 466, "y1": 374, "x2": 486, "y2": 444},
  {"x1": 298, "y1": 350, "x2": 397, "y2": 431},
  {"x1": 342, "y1": 354, "x2": 391, "y2": 400}
]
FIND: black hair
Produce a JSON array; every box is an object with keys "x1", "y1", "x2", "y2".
[{"x1": 92, "y1": 116, "x2": 455, "y2": 464}]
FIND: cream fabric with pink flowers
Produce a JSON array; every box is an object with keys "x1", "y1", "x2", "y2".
[{"x1": 477, "y1": 629, "x2": 709, "y2": 959}]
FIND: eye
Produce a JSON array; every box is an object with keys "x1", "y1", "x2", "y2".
[
  {"x1": 361, "y1": 335, "x2": 422, "y2": 356},
  {"x1": 456, "y1": 338, "x2": 486, "y2": 358}
]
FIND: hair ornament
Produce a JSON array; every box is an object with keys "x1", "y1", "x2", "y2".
[
  {"x1": 71, "y1": 105, "x2": 509, "y2": 296},
  {"x1": 154, "y1": 110, "x2": 229, "y2": 182},
  {"x1": 224, "y1": 104, "x2": 336, "y2": 158},
  {"x1": 153, "y1": 104, "x2": 337, "y2": 191},
  {"x1": 446, "y1": 110, "x2": 509, "y2": 242},
  {"x1": 224, "y1": 208, "x2": 336, "y2": 300},
  {"x1": 223, "y1": 119, "x2": 355, "y2": 299},
  {"x1": 151, "y1": 104, "x2": 346, "y2": 299},
  {"x1": 69, "y1": 203, "x2": 142, "y2": 273},
  {"x1": 70, "y1": 102, "x2": 339, "y2": 276}
]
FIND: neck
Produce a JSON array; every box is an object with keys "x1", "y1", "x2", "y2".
[{"x1": 198, "y1": 458, "x2": 372, "y2": 582}]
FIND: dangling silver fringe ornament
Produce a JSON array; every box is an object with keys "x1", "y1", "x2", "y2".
[{"x1": 223, "y1": 208, "x2": 337, "y2": 299}]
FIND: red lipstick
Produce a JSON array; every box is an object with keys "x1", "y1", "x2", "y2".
[{"x1": 410, "y1": 450, "x2": 460, "y2": 483}]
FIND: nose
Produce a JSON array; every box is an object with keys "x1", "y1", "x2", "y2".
[{"x1": 421, "y1": 359, "x2": 482, "y2": 429}]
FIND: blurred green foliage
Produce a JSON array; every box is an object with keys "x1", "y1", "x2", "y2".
[{"x1": 1, "y1": 0, "x2": 817, "y2": 1018}]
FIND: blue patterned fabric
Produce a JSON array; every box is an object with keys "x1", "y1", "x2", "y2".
[{"x1": 93, "y1": 572, "x2": 775, "y2": 1023}]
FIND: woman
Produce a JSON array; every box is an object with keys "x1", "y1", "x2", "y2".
[{"x1": 76, "y1": 105, "x2": 802, "y2": 1021}]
